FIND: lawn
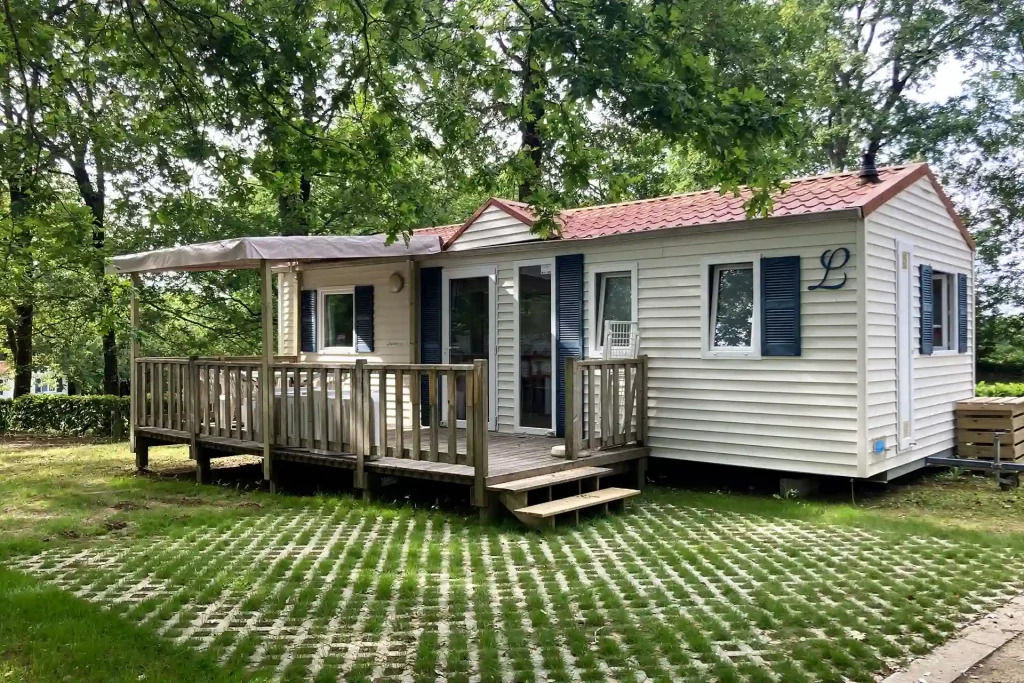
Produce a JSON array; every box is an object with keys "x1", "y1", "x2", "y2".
[{"x1": 2, "y1": 439, "x2": 1024, "y2": 682}]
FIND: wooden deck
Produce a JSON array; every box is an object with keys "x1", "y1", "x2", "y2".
[
  {"x1": 132, "y1": 356, "x2": 649, "y2": 519},
  {"x1": 135, "y1": 425, "x2": 647, "y2": 490}
]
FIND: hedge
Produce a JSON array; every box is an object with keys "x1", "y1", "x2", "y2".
[
  {"x1": 976, "y1": 381, "x2": 1024, "y2": 398},
  {"x1": 0, "y1": 395, "x2": 130, "y2": 437}
]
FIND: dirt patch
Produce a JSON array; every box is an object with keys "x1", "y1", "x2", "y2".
[
  {"x1": 956, "y1": 632, "x2": 1024, "y2": 682},
  {"x1": 0, "y1": 434, "x2": 117, "y2": 451}
]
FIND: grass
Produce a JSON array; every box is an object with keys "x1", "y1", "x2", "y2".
[{"x1": 2, "y1": 437, "x2": 1024, "y2": 682}]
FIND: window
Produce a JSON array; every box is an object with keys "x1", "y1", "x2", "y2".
[
  {"x1": 589, "y1": 263, "x2": 636, "y2": 356},
  {"x1": 932, "y1": 271, "x2": 957, "y2": 351},
  {"x1": 702, "y1": 255, "x2": 761, "y2": 357},
  {"x1": 321, "y1": 288, "x2": 355, "y2": 350}
]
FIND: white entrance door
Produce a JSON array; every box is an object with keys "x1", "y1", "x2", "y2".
[
  {"x1": 441, "y1": 266, "x2": 496, "y2": 429},
  {"x1": 896, "y1": 240, "x2": 915, "y2": 451}
]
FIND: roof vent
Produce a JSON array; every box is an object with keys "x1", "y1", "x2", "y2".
[{"x1": 858, "y1": 152, "x2": 881, "y2": 183}]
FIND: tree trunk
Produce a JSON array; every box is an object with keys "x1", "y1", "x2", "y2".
[
  {"x1": 70, "y1": 159, "x2": 120, "y2": 395},
  {"x1": 517, "y1": 39, "x2": 546, "y2": 202},
  {"x1": 278, "y1": 174, "x2": 312, "y2": 236},
  {"x1": 10, "y1": 304, "x2": 33, "y2": 396},
  {"x1": 7, "y1": 179, "x2": 34, "y2": 397}
]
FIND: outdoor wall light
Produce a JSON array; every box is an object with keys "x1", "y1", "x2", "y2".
[{"x1": 388, "y1": 272, "x2": 405, "y2": 293}]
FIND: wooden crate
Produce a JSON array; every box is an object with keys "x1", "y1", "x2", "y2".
[{"x1": 956, "y1": 397, "x2": 1024, "y2": 460}]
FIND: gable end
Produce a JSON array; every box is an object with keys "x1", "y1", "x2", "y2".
[
  {"x1": 860, "y1": 164, "x2": 975, "y2": 251},
  {"x1": 443, "y1": 198, "x2": 538, "y2": 250}
]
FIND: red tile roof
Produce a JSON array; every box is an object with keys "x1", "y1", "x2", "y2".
[
  {"x1": 420, "y1": 163, "x2": 973, "y2": 250},
  {"x1": 413, "y1": 223, "x2": 461, "y2": 241},
  {"x1": 556, "y1": 164, "x2": 924, "y2": 239}
]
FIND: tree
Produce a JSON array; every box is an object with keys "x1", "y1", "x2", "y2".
[
  {"x1": 425, "y1": 0, "x2": 808, "y2": 222},
  {"x1": 790, "y1": 0, "x2": 1022, "y2": 171},
  {"x1": 0, "y1": 0, "x2": 216, "y2": 393}
]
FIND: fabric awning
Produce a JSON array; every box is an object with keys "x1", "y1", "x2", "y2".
[{"x1": 106, "y1": 234, "x2": 443, "y2": 274}]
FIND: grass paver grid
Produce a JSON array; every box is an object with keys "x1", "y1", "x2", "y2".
[{"x1": 12, "y1": 500, "x2": 1024, "y2": 683}]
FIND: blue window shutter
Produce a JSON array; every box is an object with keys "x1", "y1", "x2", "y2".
[
  {"x1": 761, "y1": 256, "x2": 801, "y2": 357},
  {"x1": 419, "y1": 267, "x2": 442, "y2": 425},
  {"x1": 920, "y1": 264, "x2": 934, "y2": 355},
  {"x1": 300, "y1": 289, "x2": 317, "y2": 353},
  {"x1": 958, "y1": 272, "x2": 968, "y2": 353},
  {"x1": 555, "y1": 254, "x2": 584, "y2": 438},
  {"x1": 354, "y1": 286, "x2": 374, "y2": 353}
]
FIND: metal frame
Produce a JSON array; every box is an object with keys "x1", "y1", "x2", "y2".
[{"x1": 512, "y1": 257, "x2": 556, "y2": 435}]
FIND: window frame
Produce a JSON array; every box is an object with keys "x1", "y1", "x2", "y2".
[
  {"x1": 587, "y1": 262, "x2": 638, "y2": 358},
  {"x1": 513, "y1": 258, "x2": 556, "y2": 435},
  {"x1": 701, "y1": 254, "x2": 762, "y2": 359},
  {"x1": 931, "y1": 270, "x2": 959, "y2": 354},
  {"x1": 318, "y1": 286, "x2": 357, "y2": 353}
]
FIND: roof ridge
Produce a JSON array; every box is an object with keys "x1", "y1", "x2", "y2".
[{"x1": 557, "y1": 164, "x2": 920, "y2": 216}]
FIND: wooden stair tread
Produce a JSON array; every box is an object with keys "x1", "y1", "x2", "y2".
[
  {"x1": 515, "y1": 487, "x2": 640, "y2": 518},
  {"x1": 488, "y1": 466, "x2": 612, "y2": 493}
]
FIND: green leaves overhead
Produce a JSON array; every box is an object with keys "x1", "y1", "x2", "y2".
[{"x1": 2, "y1": 0, "x2": 1022, "y2": 388}]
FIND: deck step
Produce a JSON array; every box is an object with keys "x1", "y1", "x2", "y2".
[
  {"x1": 513, "y1": 487, "x2": 640, "y2": 525},
  {"x1": 488, "y1": 466, "x2": 612, "y2": 493}
]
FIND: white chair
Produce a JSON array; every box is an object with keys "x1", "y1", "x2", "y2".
[{"x1": 603, "y1": 321, "x2": 639, "y2": 359}]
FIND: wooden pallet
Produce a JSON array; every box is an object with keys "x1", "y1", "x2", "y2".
[{"x1": 956, "y1": 397, "x2": 1024, "y2": 460}]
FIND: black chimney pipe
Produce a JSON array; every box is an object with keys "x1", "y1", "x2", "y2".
[{"x1": 859, "y1": 151, "x2": 880, "y2": 183}]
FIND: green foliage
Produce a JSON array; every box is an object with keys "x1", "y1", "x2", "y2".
[
  {"x1": 1, "y1": 0, "x2": 1023, "y2": 383},
  {"x1": 0, "y1": 395, "x2": 129, "y2": 437},
  {"x1": 976, "y1": 382, "x2": 1024, "y2": 398}
]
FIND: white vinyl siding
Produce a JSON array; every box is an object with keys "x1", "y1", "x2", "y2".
[
  {"x1": 277, "y1": 271, "x2": 299, "y2": 356},
  {"x1": 296, "y1": 261, "x2": 417, "y2": 427},
  {"x1": 423, "y1": 216, "x2": 862, "y2": 476},
  {"x1": 418, "y1": 251, "x2": 518, "y2": 430},
  {"x1": 864, "y1": 177, "x2": 974, "y2": 475},
  {"x1": 446, "y1": 205, "x2": 539, "y2": 252},
  {"x1": 298, "y1": 262, "x2": 413, "y2": 364}
]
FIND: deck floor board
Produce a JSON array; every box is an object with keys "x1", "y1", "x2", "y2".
[{"x1": 137, "y1": 426, "x2": 646, "y2": 488}]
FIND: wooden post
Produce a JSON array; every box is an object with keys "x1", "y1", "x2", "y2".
[
  {"x1": 565, "y1": 357, "x2": 577, "y2": 460},
  {"x1": 188, "y1": 357, "x2": 198, "y2": 461},
  {"x1": 354, "y1": 358, "x2": 368, "y2": 492},
  {"x1": 196, "y1": 446, "x2": 211, "y2": 484},
  {"x1": 473, "y1": 359, "x2": 489, "y2": 511},
  {"x1": 465, "y1": 368, "x2": 476, "y2": 469},
  {"x1": 130, "y1": 273, "x2": 143, "y2": 466},
  {"x1": 260, "y1": 260, "x2": 276, "y2": 490},
  {"x1": 638, "y1": 354, "x2": 649, "y2": 446}
]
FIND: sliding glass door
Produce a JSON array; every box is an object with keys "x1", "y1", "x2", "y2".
[
  {"x1": 515, "y1": 260, "x2": 554, "y2": 433},
  {"x1": 442, "y1": 266, "x2": 496, "y2": 428}
]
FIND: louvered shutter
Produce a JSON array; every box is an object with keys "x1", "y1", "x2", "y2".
[
  {"x1": 760, "y1": 256, "x2": 801, "y2": 356},
  {"x1": 300, "y1": 290, "x2": 317, "y2": 353},
  {"x1": 555, "y1": 254, "x2": 584, "y2": 438},
  {"x1": 354, "y1": 286, "x2": 374, "y2": 353},
  {"x1": 920, "y1": 264, "x2": 934, "y2": 355},
  {"x1": 419, "y1": 267, "x2": 442, "y2": 425},
  {"x1": 957, "y1": 272, "x2": 968, "y2": 353}
]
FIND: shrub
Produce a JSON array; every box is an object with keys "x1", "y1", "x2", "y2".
[
  {"x1": 976, "y1": 381, "x2": 1024, "y2": 398},
  {"x1": 0, "y1": 394, "x2": 130, "y2": 437}
]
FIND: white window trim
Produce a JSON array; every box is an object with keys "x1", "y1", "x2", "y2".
[
  {"x1": 319, "y1": 286, "x2": 356, "y2": 353},
  {"x1": 513, "y1": 258, "x2": 556, "y2": 435},
  {"x1": 932, "y1": 270, "x2": 959, "y2": 355},
  {"x1": 700, "y1": 254, "x2": 762, "y2": 359},
  {"x1": 587, "y1": 261, "x2": 638, "y2": 358}
]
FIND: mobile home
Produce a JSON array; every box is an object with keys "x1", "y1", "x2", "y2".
[{"x1": 115, "y1": 162, "x2": 974, "y2": 521}]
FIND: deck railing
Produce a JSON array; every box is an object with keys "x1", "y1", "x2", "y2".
[
  {"x1": 136, "y1": 354, "x2": 642, "y2": 490},
  {"x1": 133, "y1": 356, "x2": 490, "y2": 498},
  {"x1": 564, "y1": 356, "x2": 648, "y2": 459}
]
